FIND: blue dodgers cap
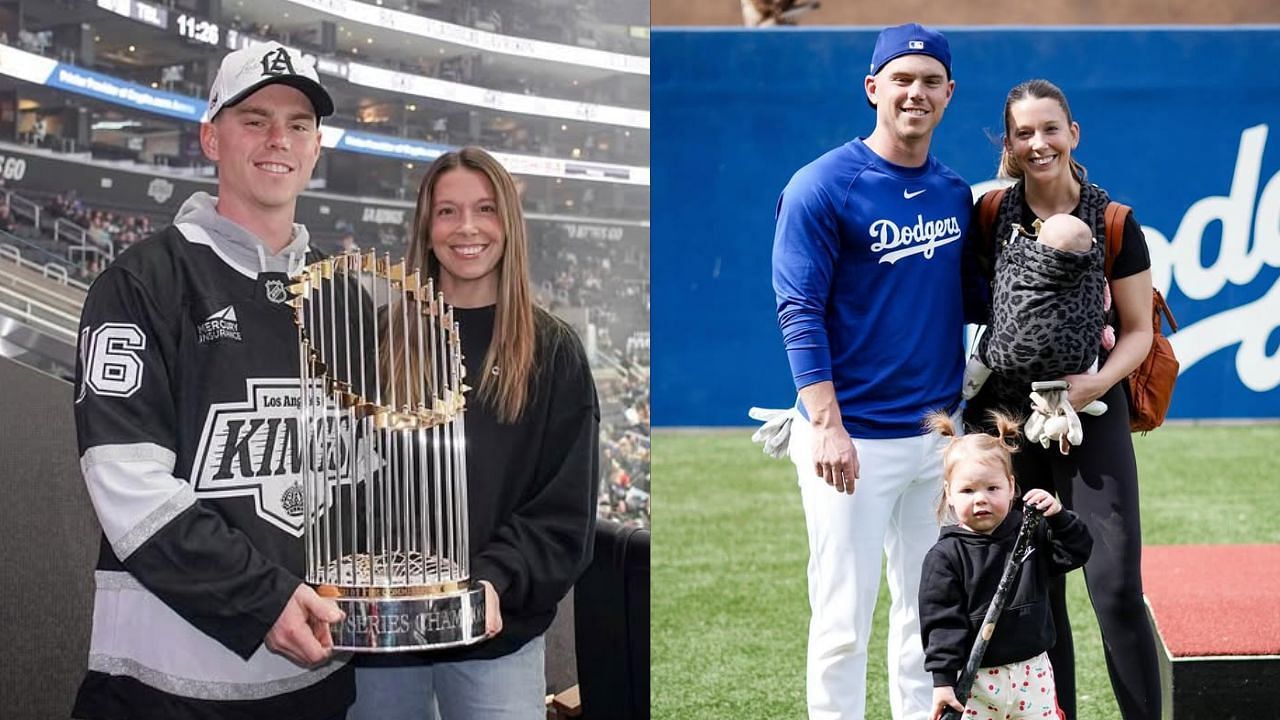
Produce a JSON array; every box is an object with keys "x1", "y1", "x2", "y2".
[{"x1": 869, "y1": 23, "x2": 952, "y2": 79}]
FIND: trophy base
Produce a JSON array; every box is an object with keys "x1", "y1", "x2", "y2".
[{"x1": 321, "y1": 583, "x2": 487, "y2": 652}]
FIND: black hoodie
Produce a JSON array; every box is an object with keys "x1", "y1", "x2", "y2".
[{"x1": 919, "y1": 503, "x2": 1093, "y2": 688}]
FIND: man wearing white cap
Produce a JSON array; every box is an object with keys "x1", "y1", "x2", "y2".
[
  {"x1": 71, "y1": 42, "x2": 353, "y2": 719},
  {"x1": 771, "y1": 22, "x2": 970, "y2": 720}
]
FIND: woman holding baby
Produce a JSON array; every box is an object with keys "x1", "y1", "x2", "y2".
[{"x1": 961, "y1": 78, "x2": 1160, "y2": 720}]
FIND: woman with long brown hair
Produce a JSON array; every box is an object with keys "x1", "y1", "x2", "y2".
[
  {"x1": 350, "y1": 146, "x2": 600, "y2": 720},
  {"x1": 964, "y1": 79, "x2": 1160, "y2": 719}
]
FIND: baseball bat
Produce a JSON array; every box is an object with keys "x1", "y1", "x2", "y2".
[{"x1": 940, "y1": 506, "x2": 1044, "y2": 720}]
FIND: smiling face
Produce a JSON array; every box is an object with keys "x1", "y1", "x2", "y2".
[
  {"x1": 1005, "y1": 95, "x2": 1080, "y2": 183},
  {"x1": 866, "y1": 54, "x2": 954, "y2": 144},
  {"x1": 428, "y1": 166, "x2": 506, "y2": 307},
  {"x1": 201, "y1": 83, "x2": 321, "y2": 220},
  {"x1": 945, "y1": 457, "x2": 1016, "y2": 534}
]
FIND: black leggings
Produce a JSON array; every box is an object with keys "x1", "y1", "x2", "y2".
[{"x1": 965, "y1": 382, "x2": 1161, "y2": 720}]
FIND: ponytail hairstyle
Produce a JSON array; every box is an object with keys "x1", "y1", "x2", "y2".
[
  {"x1": 925, "y1": 410, "x2": 1022, "y2": 523},
  {"x1": 997, "y1": 78, "x2": 1088, "y2": 185}
]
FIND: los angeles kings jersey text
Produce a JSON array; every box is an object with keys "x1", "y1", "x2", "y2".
[
  {"x1": 74, "y1": 227, "x2": 364, "y2": 539},
  {"x1": 193, "y1": 378, "x2": 355, "y2": 536}
]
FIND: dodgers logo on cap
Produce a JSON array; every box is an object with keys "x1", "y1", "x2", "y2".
[{"x1": 869, "y1": 23, "x2": 953, "y2": 79}]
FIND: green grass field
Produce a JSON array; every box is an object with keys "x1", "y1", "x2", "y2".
[{"x1": 652, "y1": 424, "x2": 1280, "y2": 720}]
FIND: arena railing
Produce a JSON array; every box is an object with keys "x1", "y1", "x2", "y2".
[
  {"x1": 41, "y1": 261, "x2": 77, "y2": 288},
  {"x1": 0, "y1": 263, "x2": 84, "y2": 314},
  {"x1": 0, "y1": 282, "x2": 79, "y2": 342},
  {"x1": 55, "y1": 218, "x2": 115, "y2": 263},
  {"x1": 3, "y1": 190, "x2": 42, "y2": 229},
  {"x1": 0, "y1": 241, "x2": 89, "y2": 292},
  {"x1": 54, "y1": 218, "x2": 87, "y2": 247}
]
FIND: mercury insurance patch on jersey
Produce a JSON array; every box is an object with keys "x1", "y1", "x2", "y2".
[
  {"x1": 191, "y1": 378, "x2": 358, "y2": 535},
  {"x1": 197, "y1": 305, "x2": 243, "y2": 344}
]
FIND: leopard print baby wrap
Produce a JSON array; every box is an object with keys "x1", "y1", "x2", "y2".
[{"x1": 978, "y1": 182, "x2": 1110, "y2": 394}]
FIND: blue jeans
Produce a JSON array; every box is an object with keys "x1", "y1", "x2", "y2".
[{"x1": 349, "y1": 635, "x2": 546, "y2": 720}]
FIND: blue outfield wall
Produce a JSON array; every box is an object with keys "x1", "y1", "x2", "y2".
[{"x1": 652, "y1": 27, "x2": 1280, "y2": 426}]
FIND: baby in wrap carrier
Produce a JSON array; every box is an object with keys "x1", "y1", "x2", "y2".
[{"x1": 964, "y1": 213, "x2": 1112, "y2": 418}]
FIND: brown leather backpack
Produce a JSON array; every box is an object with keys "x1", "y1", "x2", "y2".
[{"x1": 977, "y1": 189, "x2": 1179, "y2": 432}]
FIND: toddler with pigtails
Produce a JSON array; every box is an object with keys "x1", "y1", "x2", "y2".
[{"x1": 918, "y1": 410, "x2": 1093, "y2": 720}]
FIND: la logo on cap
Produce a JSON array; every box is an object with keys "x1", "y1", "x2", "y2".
[
  {"x1": 908, "y1": 40, "x2": 924, "y2": 49},
  {"x1": 260, "y1": 47, "x2": 296, "y2": 77}
]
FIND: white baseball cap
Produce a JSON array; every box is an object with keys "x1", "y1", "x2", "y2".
[{"x1": 204, "y1": 41, "x2": 335, "y2": 123}]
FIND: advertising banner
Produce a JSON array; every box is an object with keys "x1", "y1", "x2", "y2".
[{"x1": 0, "y1": 143, "x2": 645, "y2": 246}]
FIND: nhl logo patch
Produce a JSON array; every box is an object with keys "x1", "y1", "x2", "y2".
[{"x1": 265, "y1": 279, "x2": 289, "y2": 304}]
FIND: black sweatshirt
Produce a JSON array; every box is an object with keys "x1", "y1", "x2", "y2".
[
  {"x1": 919, "y1": 504, "x2": 1093, "y2": 688},
  {"x1": 380, "y1": 303, "x2": 602, "y2": 664}
]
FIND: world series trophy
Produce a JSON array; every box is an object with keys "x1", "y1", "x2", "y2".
[{"x1": 288, "y1": 251, "x2": 486, "y2": 651}]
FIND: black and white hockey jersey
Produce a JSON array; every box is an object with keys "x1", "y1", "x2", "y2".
[{"x1": 72, "y1": 194, "x2": 353, "y2": 720}]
